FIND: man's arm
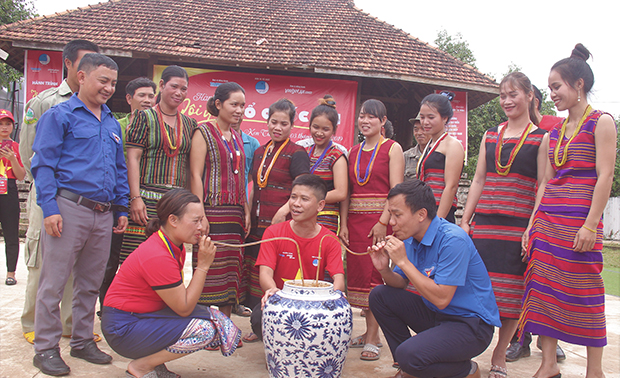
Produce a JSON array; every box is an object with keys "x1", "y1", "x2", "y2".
[
  {"x1": 259, "y1": 265, "x2": 279, "y2": 309},
  {"x1": 19, "y1": 98, "x2": 44, "y2": 179},
  {"x1": 374, "y1": 236, "x2": 457, "y2": 310}
]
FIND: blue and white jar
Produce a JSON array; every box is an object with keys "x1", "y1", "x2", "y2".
[{"x1": 263, "y1": 280, "x2": 352, "y2": 378}]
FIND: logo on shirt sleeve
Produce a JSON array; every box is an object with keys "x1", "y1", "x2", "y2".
[
  {"x1": 25, "y1": 108, "x2": 37, "y2": 124},
  {"x1": 424, "y1": 266, "x2": 436, "y2": 278}
]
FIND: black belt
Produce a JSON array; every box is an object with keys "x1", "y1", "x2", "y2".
[{"x1": 58, "y1": 189, "x2": 129, "y2": 213}]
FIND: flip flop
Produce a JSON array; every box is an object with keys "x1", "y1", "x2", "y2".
[
  {"x1": 350, "y1": 334, "x2": 383, "y2": 348},
  {"x1": 489, "y1": 364, "x2": 507, "y2": 378},
  {"x1": 5, "y1": 277, "x2": 16, "y2": 285},
  {"x1": 232, "y1": 304, "x2": 252, "y2": 317},
  {"x1": 126, "y1": 370, "x2": 158, "y2": 378},
  {"x1": 154, "y1": 364, "x2": 181, "y2": 378},
  {"x1": 23, "y1": 332, "x2": 35, "y2": 344},
  {"x1": 242, "y1": 332, "x2": 260, "y2": 343},
  {"x1": 360, "y1": 343, "x2": 380, "y2": 361}
]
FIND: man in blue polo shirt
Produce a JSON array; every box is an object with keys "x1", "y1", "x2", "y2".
[
  {"x1": 31, "y1": 53, "x2": 129, "y2": 376},
  {"x1": 369, "y1": 180, "x2": 500, "y2": 378}
]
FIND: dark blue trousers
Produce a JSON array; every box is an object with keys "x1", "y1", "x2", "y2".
[{"x1": 370, "y1": 285, "x2": 494, "y2": 378}]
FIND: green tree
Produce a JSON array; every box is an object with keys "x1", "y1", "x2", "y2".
[
  {"x1": 434, "y1": 29, "x2": 477, "y2": 69},
  {"x1": 0, "y1": 0, "x2": 38, "y2": 89}
]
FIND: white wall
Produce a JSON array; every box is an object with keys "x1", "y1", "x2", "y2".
[{"x1": 604, "y1": 197, "x2": 620, "y2": 240}]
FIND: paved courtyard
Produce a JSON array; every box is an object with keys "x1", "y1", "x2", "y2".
[{"x1": 1, "y1": 242, "x2": 618, "y2": 377}]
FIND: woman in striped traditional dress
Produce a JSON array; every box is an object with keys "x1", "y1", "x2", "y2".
[
  {"x1": 519, "y1": 44, "x2": 616, "y2": 378},
  {"x1": 416, "y1": 92, "x2": 464, "y2": 223},
  {"x1": 189, "y1": 82, "x2": 250, "y2": 319},
  {"x1": 460, "y1": 72, "x2": 547, "y2": 378},
  {"x1": 339, "y1": 99, "x2": 404, "y2": 361},
  {"x1": 121, "y1": 66, "x2": 197, "y2": 263},
  {"x1": 305, "y1": 95, "x2": 348, "y2": 234}
]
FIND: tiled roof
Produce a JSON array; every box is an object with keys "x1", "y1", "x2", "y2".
[{"x1": 0, "y1": 0, "x2": 497, "y2": 92}]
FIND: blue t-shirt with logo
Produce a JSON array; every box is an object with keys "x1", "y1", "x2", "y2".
[{"x1": 393, "y1": 216, "x2": 501, "y2": 327}]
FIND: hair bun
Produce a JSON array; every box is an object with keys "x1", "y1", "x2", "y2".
[
  {"x1": 319, "y1": 94, "x2": 336, "y2": 109},
  {"x1": 439, "y1": 91, "x2": 455, "y2": 102},
  {"x1": 571, "y1": 43, "x2": 591, "y2": 61}
]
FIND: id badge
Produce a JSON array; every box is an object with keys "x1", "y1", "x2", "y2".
[{"x1": 0, "y1": 177, "x2": 7, "y2": 195}]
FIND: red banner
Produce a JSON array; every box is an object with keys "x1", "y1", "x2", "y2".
[
  {"x1": 435, "y1": 90, "x2": 468, "y2": 159},
  {"x1": 154, "y1": 66, "x2": 359, "y2": 149},
  {"x1": 24, "y1": 50, "x2": 64, "y2": 103}
]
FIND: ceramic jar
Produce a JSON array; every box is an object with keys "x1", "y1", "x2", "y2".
[{"x1": 262, "y1": 279, "x2": 352, "y2": 378}]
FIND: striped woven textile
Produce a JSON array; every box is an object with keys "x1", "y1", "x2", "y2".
[
  {"x1": 120, "y1": 185, "x2": 177, "y2": 263},
  {"x1": 306, "y1": 143, "x2": 346, "y2": 234},
  {"x1": 471, "y1": 126, "x2": 546, "y2": 319},
  {"x1": 419, "y1": 151, "x2": 459, "y2": 220},
  {"x1": 193, "y1": 205, "x2": 245, "y2": 306},
  {"x1": 518, "y1": 110, "x2": 608, "y2": 347},
  {"x1": 125, "y1": 108, "x2": 195, "y2": 188},
  {"x1": 346, "y1": 139, "x2": 395, "y2": 309}
]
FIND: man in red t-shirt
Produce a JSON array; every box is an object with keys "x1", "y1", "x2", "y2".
[{"x1": 245, "y1": 174, "x2": 345, "y2": 342}]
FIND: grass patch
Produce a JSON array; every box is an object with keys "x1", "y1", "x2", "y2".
[{"x1": 603, "y1": 245, "x2": 620, "y2": 297}]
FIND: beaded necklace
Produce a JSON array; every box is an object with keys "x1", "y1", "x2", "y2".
[
  {"x1": 215, "y1": 122, "x2": 241, "y2": 174},
  {"x1": 309, "y1": 141, "x2": 333, "y2": 174},
  {"x1": 257, "y1": 138, "x2": 290, "y2": 188},
  {"x1": 495, "y1": 122, "x2": 533, "y2": 176},
  {"x1": 355, "y1": 137, "x2": 383, "y2": 186},
  {"x1": 416, "y1": 132, "x2": 448, "y2": 179},
  {"x1": 155, "y1": 105, "x2": 182, "y2": 158},
  {"x1": 554, "y1": 105, "x2": 592, "y2": 167},
  {"x1": 157, "y1": 230, "x2": 183, "y2": 280}
]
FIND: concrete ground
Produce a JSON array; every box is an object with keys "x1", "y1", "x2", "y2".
[{"x1": 0, "y1": 241, "x2": 618, "y2": 378}]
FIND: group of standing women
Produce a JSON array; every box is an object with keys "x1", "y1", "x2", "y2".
[{"x1": 460, "y1": 44, "x2": 615, "y2": 378}]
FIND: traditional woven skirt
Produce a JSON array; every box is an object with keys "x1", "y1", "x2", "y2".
[
  {"x1": 194, "y1": 205, "x2": 245, "y2": 306},
  {"x1": 518, "y1": 210, "x2": 606, "y2": 347},
  {"x1": 472, "y1": 214, "x2": 527, "y2": 319},
  {"x1": 101, "y1": 305, "x2": 241, "y2": 359},
  {"x1": 346, "y1": 199, "x2": 387, "y2": 309},
  {"x1": 120, "y1": 185, "x2": 177, "y2": 264},
  {"x1": 243, "y1": 228, "x2": 265, "y2": 309}
]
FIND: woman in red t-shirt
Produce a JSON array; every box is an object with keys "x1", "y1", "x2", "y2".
[
  {"x1": 101, "y1": 189, "x2": 241, "y2": 378},
  {"x1": 0, "y1": 109, "x2": 25, "y2": 286}
]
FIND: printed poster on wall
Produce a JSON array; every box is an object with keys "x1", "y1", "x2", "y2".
[
  {"x1": 24, "y1": 50, "x2": 64, "y2": 103},
  {"x1": 435, "y1": 90, "x2": 468, "y2": 160},
  {"x1": 154, "y1": 65, "x2": 359, "y2": 149}
]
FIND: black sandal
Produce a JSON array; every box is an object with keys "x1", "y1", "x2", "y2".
[{"x1": 5, "y1": 277, "x2": 17, "y2": 285}]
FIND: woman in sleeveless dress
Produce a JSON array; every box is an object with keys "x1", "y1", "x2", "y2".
[
  {"x1": 460, "y1": 72, "x2": 547, "y2": 378},
  {"x1": 416, "y1": 92, "x2": 464, "y2": 223},
  {"x1": 519, "y1": 44, "x2": 616, "y2": 378},
  {"x1": 190, "y1": 82, "x2": 249, "y2": 319},
  {"x1": 340, "y1": 99, "x2": 404, "y2": 361},
  {"x1": 305, "y1": 95, "x2": 348, "y2": 234}
]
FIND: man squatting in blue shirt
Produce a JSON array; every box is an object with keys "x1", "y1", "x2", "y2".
[
  {"x1": 31, "y1": 53, "x2": 129, "y2": 376},
  {"x1": 368, "y1": 179, "x2": 501, "y2": 378}
]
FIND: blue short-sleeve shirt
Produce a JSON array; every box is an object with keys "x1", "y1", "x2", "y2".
[{"x1": 393, "y1": 216, "x2": 501, "y2": 327}]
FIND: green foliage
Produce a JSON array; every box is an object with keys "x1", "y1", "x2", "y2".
[
  {"x1": 0, "y1": 0, "x2": 38, "y2": 89},
  {"x1": 464, "y1": 97, "x2": 507, "y2": 177},
  {"x1": 0, "y1": 0, "x2": 37, "y2": 24},
  {"x1": 434, "y1": 29, "x2": 477, "y2": 69}
]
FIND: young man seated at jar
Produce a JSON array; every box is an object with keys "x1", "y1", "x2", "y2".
[{"x1": 245, "y1": 174, "x2": 345, "y2": 342}]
